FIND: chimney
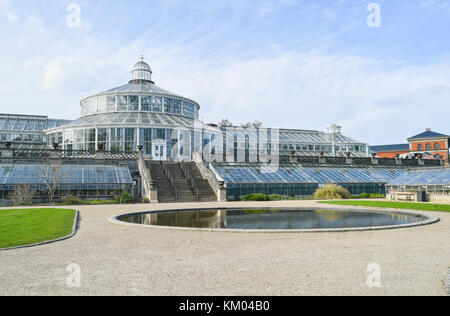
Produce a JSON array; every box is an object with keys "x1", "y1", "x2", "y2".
[{"x1": 426, "y1": 128, "x2": 432, "y2": 132}]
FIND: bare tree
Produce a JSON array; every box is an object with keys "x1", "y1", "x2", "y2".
[
  {"x1": 35, "y1": 159, "x2": 69, "y2": 204},
  {"x1": 10, "y1": 185, "x2": 35, "y2": 205}
]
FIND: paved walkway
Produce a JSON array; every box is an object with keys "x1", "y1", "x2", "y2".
[{"x1": 0, "y1": 201, "x2": 449, "y2": 296}]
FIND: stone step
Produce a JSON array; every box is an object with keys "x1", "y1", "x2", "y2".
[{"x1": 144, "y1": 161, "x2": 218, "y2": 203}]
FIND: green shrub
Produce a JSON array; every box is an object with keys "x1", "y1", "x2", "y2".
[
  {"x1": 80, "y1": 200, "x2": 116, "y2": 205},
  {"x1": 369, "y1": 193, "x2": 385, "y2": 199},
  {"x1": 61, "y1": 195, "x2": 81, "y2": 205},
  {"x1": 12, "y1": 202, "x2": 34, "y2": 207},
  {"x1": 115, "y1": 192, "x2": 134, "y2": 204},
  {"x1": 269, "y1": 194, "x2": 286, "y2": 201},
  {"x1": 313, "y1": 184, "x2": 352, "y2": 200},
  {"x1": 359, "y1": 193, "x2": 370, "y2": 198},
  {"x1": 242, "y1": 193, "x2": 271, "y2": 201}
]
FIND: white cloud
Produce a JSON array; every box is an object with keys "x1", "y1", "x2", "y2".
[
  {"x1": 43, "y1": 58, "x2": 65, "y2": 91},
  {"x1": 0, "y1": 0, "x2": 18, "y2": 23}
]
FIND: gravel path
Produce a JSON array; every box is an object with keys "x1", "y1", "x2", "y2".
[{"x1": 0, "y1": 201, "x2": 449, "y2": 296}]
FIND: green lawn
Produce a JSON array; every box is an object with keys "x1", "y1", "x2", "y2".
[
  {"x1": 0, "y1": 209, "x2": 76, "y2": 249},
  {"x1": 319, "y1": 201, "x2": 450, "y2": 213}
]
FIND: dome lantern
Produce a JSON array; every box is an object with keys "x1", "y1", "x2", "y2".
[{"x1": 129, "y1": 55, "x2": 154, "y2": 84}]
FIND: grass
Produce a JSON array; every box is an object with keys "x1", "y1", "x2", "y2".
[
  {"x1": 319, "y1": 201, "x2": 450, "y2": 213},
  {"x1": 0, "y1": 208, "x2": 76, "y2": 249}
]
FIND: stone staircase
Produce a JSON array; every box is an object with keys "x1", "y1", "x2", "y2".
[
  {"x1": 166, "y1": 162, "x2": 198, "y2": 203},
  {"x1": 146, "y1": 161, "x2": 176, "y2": 203},
  {"x1": 182, "y1": 162, "x2": 218, "y2": 202},
  {"x1": 145, "y1": 161, "x2": 217, "y2": 203}
]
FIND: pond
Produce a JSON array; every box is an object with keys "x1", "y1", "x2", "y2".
[{"x1": 115, "y1": 208, "x2": 437, "y2": 232}]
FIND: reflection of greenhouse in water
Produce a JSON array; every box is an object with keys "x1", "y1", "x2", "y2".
[
  {"x1": 124, "y1": 210, "x2": 228, "y2": 229},
  {"x1": 119, "y1": 208, "x2": 427, "y2": 230}
]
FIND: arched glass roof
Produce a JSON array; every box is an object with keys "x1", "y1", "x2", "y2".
[
  {"x1": 280, "y1": 130, "x2": 360, "y2": 144},
  {"x1": 388, "y1": 168, "x2": 450, "y2": 185},
  {"x1": 48, "y1": 112, "x2": 198, "y2": 130},
  {"x1": 81, "y1": 56, "x2": 200, "y2": 111},
  {"x1": 0, "y1": 114, "x2": 70, "y2": 132},
  {"x1": 0, "y1": 163, "x2": 132, "y2": 186},
  {"x1": 101, "y1": 82, "x2": 183, "y2": 97},
  {"x1": 214, "y1": 164, "x2": 406, "y2": 184}
]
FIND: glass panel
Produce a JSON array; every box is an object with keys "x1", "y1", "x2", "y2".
[
  {"x1": 87, "y1": 129, "x2": 96, "y2": 143},
  {"x1": 183, "y1": 101, "x2": 196, "y2": 118},
  {"x1": 152, "y1": 97, "x2": 162, "y2": 112},
  {"x1": 97, "y1": 128, "x2": 108, "y2": 142},
  {"x1": 141, "y1": 96, "x2": 151, "y2": 111},
  {"x1": 111, "y1": 128, "x2": 122, "y2": 151},
  {"x1": 74, "y1": 130, "x2": 84, "y2": 143},
  {"x1": 98, "y1": 95, "x2": 106, "y2": 112},
  {"x1": 143, "y1": 128, "x2": 152, "y2": 142},
  {"x1": 0, "y1": 134, "x2": 11, "y2": 141},
  {"x1": 154, "y1": 128, "x2": 166, "y2": 140},
  {"x1": 164, "y1": 98, "x2": 173, "y2": 113},
  {"x1": 128, "y1": 96, "x2": 139, "y2": 111},
  {"x1": 106, "y1": 96, "x2": 116, "y2": 111},
  {"x1": 118, "y1": 96, "x2": 128, "y2": 111},
  {"x1": 173, "y1": 99, "x2": 182, "y2": 115},
  {"x1": 125, "y1": 128, "x2": 136, "y2": 141}
]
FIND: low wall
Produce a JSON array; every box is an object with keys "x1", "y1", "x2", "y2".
[
  {"x1": 429, "y1": 193, "x2": 450, "y2": 202},
  {"x1": 387, "y1": 192, "x2": 450, "y2": 203},
  {"x1": 387, "y1": 192, "x2": 417, "y2": 202}
]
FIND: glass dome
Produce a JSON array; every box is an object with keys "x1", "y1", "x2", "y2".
[
  {"x1": 130, "y1": 56, "x2": 153, "y2": 83},
  {"x1": 44, "y1": 56, "x2": 205, "y2": 158},
  {"x1": 77, "y1": 56, "x2": 200, "y2": 119}
]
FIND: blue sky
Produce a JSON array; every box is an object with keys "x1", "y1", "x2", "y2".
[{"x1": 1, "y1": 0, "x2": 450, "y2": 145}]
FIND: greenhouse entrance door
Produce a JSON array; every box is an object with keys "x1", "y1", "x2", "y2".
[{"x1": 152, "y1": 140, "x2": 167, "y2": 161}]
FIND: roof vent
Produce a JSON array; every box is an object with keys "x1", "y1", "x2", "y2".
[
  {"x1": 426, "y1": 128, "x2": 432, "y2": 132},
  {"x1": 129, "y1": 55, "x2": 154, "y2": 84},
  {"x1": 327, "y1": 124, "x2": 342, "y2": 141}
]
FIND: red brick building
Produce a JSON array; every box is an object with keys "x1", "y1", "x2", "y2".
[{"x1": 371, "y1": 129, "x2": 449, "y2": 163}]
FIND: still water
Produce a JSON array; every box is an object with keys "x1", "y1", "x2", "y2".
[{"x1": 117, "y1": 208, "x2": 427, "y2": 230}]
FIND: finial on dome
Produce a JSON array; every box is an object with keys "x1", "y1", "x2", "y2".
[{"x1": 129, "y1": 55, "x2": 154, "y2": 84}]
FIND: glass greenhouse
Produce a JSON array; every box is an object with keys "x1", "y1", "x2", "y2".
[
  {"x1": 386, "y1": 168, "x2": 450, "y2": 193},
  {"x1": 213, "y1": 163, "x2": 406, "y2": 199},
  {"x1": 0, "y1": 113, "x2": 69, "y2": 145},
  {"x1": 46, "y1": 57, "x2": 201, "y2": 161},
  {"x1": 1, "y1": 57, "x2": 410, "y2": 203},
  {"x1": 43, "y1": 57, "x2": 370, "y2": 163},
  {"x1": 0, "y1": 163, "x2": 133, "y2": 200}
]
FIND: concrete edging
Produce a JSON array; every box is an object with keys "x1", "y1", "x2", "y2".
[
  {"x1": 0, "y1": 210, "x2": 80, "y2": 251},
  {"x1": 108, "y1": 206, "x2": 440, "y2": 234}
]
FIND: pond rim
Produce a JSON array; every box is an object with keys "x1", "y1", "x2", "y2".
[{"x1": 108, "y1": 206, "x2": 440, "y2": 233}]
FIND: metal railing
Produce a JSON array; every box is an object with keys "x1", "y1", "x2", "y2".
[
  {"x1": 7, "y1": 148, "x2": 137, "y2": 160},
  {"x1": 161, "y1": 162, "x2": 178, "y2": 200},
  {"x1": 180, "y1": 162, "x2": 200, "y2": 201}
]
